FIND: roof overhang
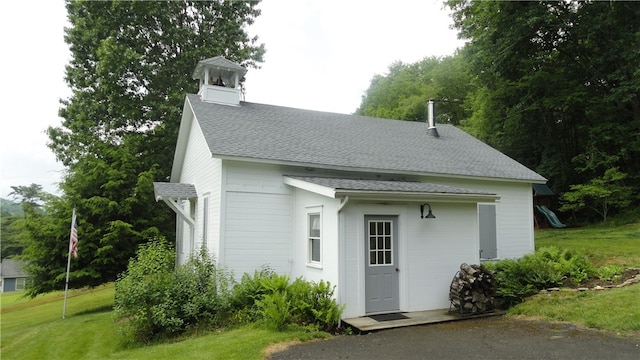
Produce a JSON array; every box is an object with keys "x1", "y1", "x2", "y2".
[
  {"x1": 283, "y1": 176, "x2": 500, "y2": 203},
  {"x1": 216, "y1": 154, "x2": 545, "y2": 185},
  {"x1": 153, "y1": 182, "x2": 197, "y2": 227},
  {"x1": 153, "y1": 182, "x2": 197, "y2": 201},
  {"x1": 192, "y1": 56, "x2": 248, "y2": 80},
  {"x1": 533, "y1": 183, "x2": 554, "y2": 196}
]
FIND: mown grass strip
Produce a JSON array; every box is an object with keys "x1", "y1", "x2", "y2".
[{"x1": 509, "y1": 284, "x2": 640, "y2": 335}]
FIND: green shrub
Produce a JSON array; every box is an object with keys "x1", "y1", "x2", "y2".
[
  {"x1": 487, "y1": 246, "x2": 596, "y2": 308},
  {"x1": 116, "y1": 243, "x2": 343, "y2": 340},
  {"x1": 172, "y1": 246, "x2": 235, "y2": 329},
  {"x1": 596, "y1": 264, "x2": 624, "y2": 282},
  {"x1": 257, "y1": 290, "x2": 292, "y2": 330},
  {"x1": 114, "y1": 240, "x2": 177, "y2": 341},
  {"x1": 305, "y1": 279, "x2": 344, "y2": 331},
  {"x1": 253, "y1": 274, "x2": 344, "y2": 332},
  {"x1": 485, "y1": 259, "x2": 538, "y2": 308},
  {"x1": 229, "y1": 265, "x2": 275, "y2": 323},
  {"x1": 565, "y1": 255, "x2": 595, "y2": 285},
  {"x1": 521, "y1": 253, "x2": 565, "y2": 289},
  {"x1": 114, "y1": 241, "x2": 235, "y2": 342},
  {"x1": 260, "y1": 272, "x2": 291, "y2": 293}
]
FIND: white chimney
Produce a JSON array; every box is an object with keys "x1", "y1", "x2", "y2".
[
  {"x1": 192, "y1": 56, "x2": 248, "y2": 106},
  {"x1": 427, "y1": 99, "x2": 439, "y2": 138}
]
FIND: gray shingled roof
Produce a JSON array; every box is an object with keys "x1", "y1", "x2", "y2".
[
  {"x1": 186, "y1": 94, "x2": 546, "y2": 182},
  {"x1": 0, "y1": 259, "x2": 28, "y2": 278},
  {"x1": 153, "y1": 182, "x2": 197, "y2": 200},
  {"x1": 285, "y1": 176, "x2": 495, "y2": 196}
]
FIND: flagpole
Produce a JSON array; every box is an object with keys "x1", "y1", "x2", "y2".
[{"x1": 62, "y1": 208, "x2": 75, "y2": 319}]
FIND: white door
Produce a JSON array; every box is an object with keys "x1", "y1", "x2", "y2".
[{"x1": 364, "y1": 216, "x2": 399, "y2": 314}]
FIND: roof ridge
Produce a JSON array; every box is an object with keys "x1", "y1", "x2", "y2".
[{"x1": 184, "y1": 95, "x2": 546, "y2": 182}]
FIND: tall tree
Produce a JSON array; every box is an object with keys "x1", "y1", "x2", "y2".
[
  {"x1": 2, "y1": 185, "x2": 49, "y2": 259},
  {"x1": 8, "y1": 184, "x2": 47, "y2": 220},
  {"x1": 23, "y1": 0, "x2": 265, "y2": 296},
  {"x1": 355, "y1": 55, "x2": 474, "y2": 125},
  {"x1": 1, "y1": 198, "x2": 27, "y2": 259},
  {"x1": 446, "y1": 1, "x2": 640, "y2": 193}
]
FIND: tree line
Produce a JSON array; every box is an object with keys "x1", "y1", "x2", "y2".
[
  {"x1": 6, "y1": 0, "x2": 638, "y2": 296},
  {"x1": 357, "y1": 0, "x2": 639, "y2": 220},
  {"x1": 10, "y1": 0, "x2": 265, "y2": 297}
]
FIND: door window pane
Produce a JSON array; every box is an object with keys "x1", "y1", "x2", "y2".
[{"x1": 368, "y1": 220, "x2": 393, "y2": 265}]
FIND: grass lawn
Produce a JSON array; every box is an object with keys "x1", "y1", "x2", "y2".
[
  {"x1": 509, "y1": 221, "x2": 640, "y2": 337},
  {"x1": 0, "y1": 284, "x2": 328, "y2": 360},
  {"x1": 535, "y1": 222, "x2": 640, "y2": 267},
  {"x1": 2, "y1": 222, "x2": 639, "y2": 358},
  {"x1": 510, "y1": 285, "x2": 640, "y2": 336}
]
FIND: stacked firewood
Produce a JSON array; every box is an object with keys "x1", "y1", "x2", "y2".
[{"x1": 449, "y1": 263, "x2": 496, "y2": 315}]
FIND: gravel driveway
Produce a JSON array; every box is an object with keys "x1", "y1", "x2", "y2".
[{"x1": 267, "y1": 317, "x2": 639, "y2": 359}]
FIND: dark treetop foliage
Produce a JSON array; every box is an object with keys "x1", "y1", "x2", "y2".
[
  {"x1": 445, "y1": 0, "x2": 640, "y2": 194},
  {"x1": 22, "y1": 0, "x2": 264, "y2": 296},
  {"x1": 355, "y1": 1, "x2": 639, "y2": 219}
]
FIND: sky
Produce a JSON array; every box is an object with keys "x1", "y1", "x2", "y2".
[{"x1": 0, "y1": 0, "x2": 465, "y2": 199}]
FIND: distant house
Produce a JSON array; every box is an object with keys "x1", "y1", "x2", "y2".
[
  {"x1": 154, "y1": 57, "x2": 546, "y2": 319},
  {"x1": 1, "y1": 258, "x2": 29, "y2": 292}
]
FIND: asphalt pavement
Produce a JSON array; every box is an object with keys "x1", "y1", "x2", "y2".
[{"x1": 267, "y1": 316, "x2": 640, "y2": 360}]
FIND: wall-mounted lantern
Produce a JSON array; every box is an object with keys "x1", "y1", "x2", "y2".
[{"x1": 420, "y1": 203, "x2": 436, "y2": 219}]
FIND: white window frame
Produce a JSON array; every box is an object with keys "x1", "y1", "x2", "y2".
[
  {"x1": 15, "y1": 278, "x2": 26, "y2": 291},
  {"x1": 306, "y1": 206, "x2": 323, "y2": 268}
]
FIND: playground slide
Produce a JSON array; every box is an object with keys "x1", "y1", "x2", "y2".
[{"x1": 535, "y1": 205, "x2": 567, "y2": 228}]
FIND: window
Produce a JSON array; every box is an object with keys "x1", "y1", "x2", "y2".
[
  {"x1": 368, "y1": 220, "x2": 393, "y2": 265},
  {"x1": 16, "y1": 278, "x2": 27, "y2": 291},
  {"x1": 307, "y1": 210, "x2": 322, "y2": 265},
  {"x1": 202, "y1": 196, "x2": 209, "y2": 244}
]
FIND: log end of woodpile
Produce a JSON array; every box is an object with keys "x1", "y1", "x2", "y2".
[{"x1": 449, "y1": 263, "x2": 496, "y2": 315}]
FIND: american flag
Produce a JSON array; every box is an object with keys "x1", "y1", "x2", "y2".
[{"x1": 69, "y1": 210, "x2": 78, "y2": 258}]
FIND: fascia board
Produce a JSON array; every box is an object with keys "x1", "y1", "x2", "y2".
[
  {"x1": 283, "y1": 176, "x2": 336, "y2": 198},
  {"x1": 333, "y1": 190, "x2": 501, "y2": 203},
  {"x1": 170, "y1": 99, "x2": 195, "y2": 182}
]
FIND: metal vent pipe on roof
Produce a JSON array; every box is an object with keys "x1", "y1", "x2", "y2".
[{"x1": 427, "y1": 99, "x2": 439, "y2": 138}]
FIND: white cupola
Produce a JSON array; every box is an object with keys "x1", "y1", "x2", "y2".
[{"x1": 192, "y1": 56, "x2": 248, "y2": 106}]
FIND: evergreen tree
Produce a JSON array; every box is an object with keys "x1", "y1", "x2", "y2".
[{"x1": 23, "y1": 0, "x2": 265, "y2": 296}]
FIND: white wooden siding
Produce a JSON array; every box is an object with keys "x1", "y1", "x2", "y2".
[
  {"x1": 221, "y1": 162, "x2": 293, "y2": 278},
  {"x1": 177, "y1": 114, "x2": 222, "y2": 263},
  {"x1": 419, "y1": 177, "x2": 535, "y2": 259},
  {"x1": 339, "y1": 202, "x2": 478, "y2": 318},
  {"x1": 288, "y1": 189, "x2": 341, "y2": 289},
  {"x1": 403, "y1": 202, "x2": 478, "y2": 312}
]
